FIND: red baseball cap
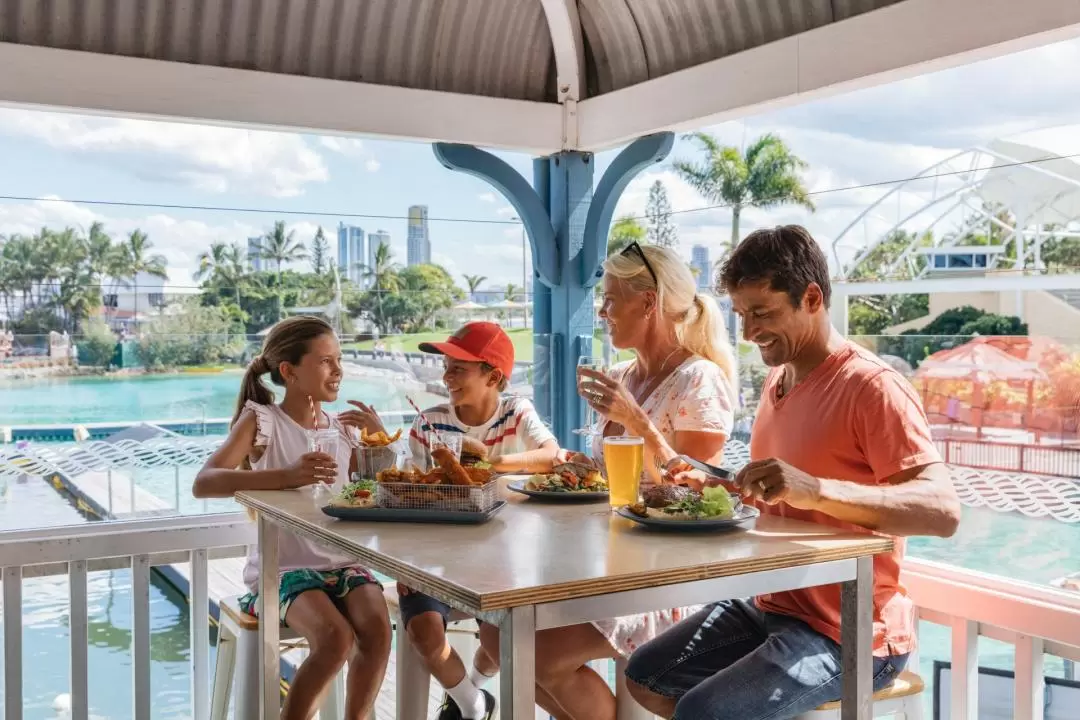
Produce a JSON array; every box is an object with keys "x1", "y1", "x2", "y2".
[{"x1": 419, "y1": 322, "x2": 515, "y2": 378}]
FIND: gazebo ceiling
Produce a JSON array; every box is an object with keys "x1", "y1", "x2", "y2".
[
  {"x1": 0, "y1": 0, "x2": 1076, "y2": 153},
  {"x1": 0, "y1": 1, "x2": 901, "y2": 103}
]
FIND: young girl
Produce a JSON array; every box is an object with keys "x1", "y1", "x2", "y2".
[{"x1": 194, "y1": 316, "x2": 391, "y2": 720}]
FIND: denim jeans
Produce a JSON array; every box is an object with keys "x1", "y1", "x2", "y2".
[{"x1": 624, "y1": 599, "x2": 907, "y2": 720}]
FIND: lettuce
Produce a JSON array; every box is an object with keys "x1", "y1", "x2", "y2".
[{"x1": 700, "y1": 486, "x2": 734, "y2": 518}]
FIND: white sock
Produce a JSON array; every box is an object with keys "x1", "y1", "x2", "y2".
[
  {"x1": 469, "y1": 663, "x2": 495, "y2": 689},
  {"x1": 446, "y1": 677, "x2": 486, "y2": 719}
]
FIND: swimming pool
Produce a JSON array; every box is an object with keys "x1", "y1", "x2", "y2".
[{"x1": 0, "y1": 371, "x2": 441, "y2": 427}]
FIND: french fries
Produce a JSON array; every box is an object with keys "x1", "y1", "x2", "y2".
[{"x1": 360, "y1": 427, "x2": 402, "y2": 446}]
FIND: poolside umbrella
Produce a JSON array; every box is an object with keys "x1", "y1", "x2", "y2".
[{"x1": 915, "y1": 340, "x2": 1046, "y2": 438}]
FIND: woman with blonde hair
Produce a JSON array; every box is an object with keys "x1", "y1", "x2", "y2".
[{"x1": 479, "y1": 242, "x2": 737, "y2": 720}]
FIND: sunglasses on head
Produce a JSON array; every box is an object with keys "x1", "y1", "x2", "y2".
[{"x1": 620, "y1": 241, "x2": 658, "y2": 286}]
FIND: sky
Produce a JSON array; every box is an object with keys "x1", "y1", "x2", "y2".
[{"x1": 4, "y1": 36, "x2": 1080, "y2": 296}]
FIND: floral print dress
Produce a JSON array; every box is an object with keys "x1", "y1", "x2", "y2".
[{"x1": 590, "y1": 357, "x2": 736, "y2": 656}]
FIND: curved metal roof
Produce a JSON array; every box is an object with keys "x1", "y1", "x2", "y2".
[{"x1": 0, "y1": 0, "x2": 902, "y2": 103}]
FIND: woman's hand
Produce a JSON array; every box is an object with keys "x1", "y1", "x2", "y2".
[
  {"x1": 578, "y1": 367, "x2": 648, "y2": 433},
  {"x1": 280, "y1": 452, "x2": 337, "y2": 488},
  {"x1": 338, "y1": 400, "x2": 387, "y2": 437}
]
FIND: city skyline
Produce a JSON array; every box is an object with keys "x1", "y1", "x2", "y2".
[{"x1": 406, "y1": 204, "x2": 431, "y2": 267}]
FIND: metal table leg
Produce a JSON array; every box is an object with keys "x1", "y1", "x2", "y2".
[
  {"x1": 499, "y1": 606, "x2": 536, "y2": 719},
  {"x1": 840, "y1": 555, "x2": 873, "y2": 720},
  {"x1": 258, "y1": 516, "x2": 281, "y2": 720}
]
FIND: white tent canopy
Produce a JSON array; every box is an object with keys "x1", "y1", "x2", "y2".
[{"x1": 0, "y1": 1, "x2": 1077, "y2": 154}]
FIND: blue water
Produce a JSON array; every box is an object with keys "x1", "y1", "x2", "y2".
[{"x1": 0, "y1": 372, "x2": 440, "y2": 426}]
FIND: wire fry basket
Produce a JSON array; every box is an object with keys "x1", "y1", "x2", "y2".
[{"x1": 376, "y1": 479, "x2": 500, "y2": 513}]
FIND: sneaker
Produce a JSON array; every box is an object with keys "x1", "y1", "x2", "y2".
[
  {"x1": 435, "y1": 690, "x2": 496, "y2": 720},
  {"x1": 435, "y1": 694, "x2": 461, "y2": 720}
]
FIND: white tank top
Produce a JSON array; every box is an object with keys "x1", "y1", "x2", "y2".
[{"x1": 240, "y1": 401, "x2": 363, "y2": 589}]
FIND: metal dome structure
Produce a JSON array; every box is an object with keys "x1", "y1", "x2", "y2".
[{"x1": 832, "y1": 139, "x2": 1080, "y2": 280}]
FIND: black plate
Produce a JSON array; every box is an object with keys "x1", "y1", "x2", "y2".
[
  {"x1": 615, "y1": 504, "x2": 759, "y2": 532},
  {"x1": 321, "y1": 501, "x2": 506, "y2": 525},
  {"x1": 507, "y1": 478, "x2": 609, "y2": 502}
]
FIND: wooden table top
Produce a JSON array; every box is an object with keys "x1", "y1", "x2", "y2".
[{"x1": 237, "y1": 479, "x2": 892, "y2": 611}]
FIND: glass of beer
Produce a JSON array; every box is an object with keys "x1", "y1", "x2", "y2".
[{"x1": 603, "y1": 435, "x2": 644, "y2": 508}]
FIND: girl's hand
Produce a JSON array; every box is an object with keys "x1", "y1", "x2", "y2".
[
  {"x1": 578, "y1": 368, "x2": 647, "y2": 433},
  {"x1": 338, "y1": 401, "x2": 387, "y2": 437},
  {"x1": 281, "y1": 452, "x2": 337, "y2": 488}
]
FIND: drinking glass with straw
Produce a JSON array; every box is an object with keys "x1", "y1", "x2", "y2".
[{"x1": 307, "y1": 396, "x2": 340, "y2": 505}]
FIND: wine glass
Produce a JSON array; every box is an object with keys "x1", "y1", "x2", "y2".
[{"x1": 573, "y1": 355, "x2": 607, "y2": 437}]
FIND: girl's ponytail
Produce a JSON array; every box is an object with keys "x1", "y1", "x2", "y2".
[{"x1": 232, "y1": 355, "x2": 275, "y2": 427}]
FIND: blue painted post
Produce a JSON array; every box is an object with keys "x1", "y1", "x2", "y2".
[{"x1": 433, "y1": 134, "x2": 673, "y2": 449}]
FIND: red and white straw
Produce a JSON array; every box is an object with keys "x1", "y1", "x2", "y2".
[{"x1": 406, "y1": 395, "x2": 444, "y2": 446}]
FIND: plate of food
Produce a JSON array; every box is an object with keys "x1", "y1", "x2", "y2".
[
  {"x1": 615, "y1": 484, "x2": 759, "y2": 531},
  {"x1": 508, "y1": 453, "x2": 609, "y2": 501}
]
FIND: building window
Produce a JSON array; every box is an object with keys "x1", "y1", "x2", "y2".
[
  {"x1": 148, "y1": 293, "x2": 165, "y2": 308},
  {"x1": 933, "y1": 255, "x2": 947, "y2": 268},
  {"x1": 103, "y1": 294, "x2": 118, "y2": 308}
]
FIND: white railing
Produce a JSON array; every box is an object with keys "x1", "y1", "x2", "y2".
[
  {"x1": 0, "y1": 514, "x2": 253, "y2": 720},
  {"x1": 1, "y1": 516, "x2": 1078, "y2": 720},
  {"x1": 904, "y1": 557, "x2": 1080, "y2": 720}
]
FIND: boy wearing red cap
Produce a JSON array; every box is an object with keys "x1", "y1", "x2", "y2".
[{"x1": 404, "y1": 321, "x2": 558, "y2": 719}]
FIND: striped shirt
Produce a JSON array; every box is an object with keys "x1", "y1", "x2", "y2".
[{"x1": 408, "y1": 396, "x2": 556, "y2": 470}]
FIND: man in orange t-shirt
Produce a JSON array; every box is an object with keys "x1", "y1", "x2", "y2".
[{"x1": 626, "y1": 225, "x2": 961, "y2": 720}]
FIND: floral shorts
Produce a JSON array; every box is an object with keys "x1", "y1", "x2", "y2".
[{"x1": 239, "y1": 567, "x2": 381, "y2": 625}]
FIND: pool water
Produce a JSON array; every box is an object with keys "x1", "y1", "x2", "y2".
[{"x1": 0, "y1": 372, "x2": 441, "y2": 426}]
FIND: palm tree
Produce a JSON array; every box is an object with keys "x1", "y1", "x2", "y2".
[
  {"x1": 257, "y1": 221, "x2": 308, "y2": 278},
  {"x1": 674, "y1": 132, "x2": 814, "y2": 247},
  {"x1": 607, "y1": 215, "x2": 646, "y2": 256},
  {"x1": 359, "y1": 241, "x2": 401, "y2": 329},
  {"x1": 463, "y1": 274, "x2": 487, "y2": 300},
  {"x1": 117, "y1": 229, "x2": 168, "y2": 328},
  {"x1": 194, "y1": 241, "x2": 246, "y2": 305}
]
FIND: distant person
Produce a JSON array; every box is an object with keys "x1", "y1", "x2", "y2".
[
  {"x1": 193, "y1": 316, "x2": 392, "y2": 720},
  {"x1": 364, "y1": 321, "x2": 559, "y2": 720},
  {"x1": 625, "y1": 226, "x2": 962, "y2": 720}
]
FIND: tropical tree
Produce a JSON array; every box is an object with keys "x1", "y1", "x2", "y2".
[
  {"x1": 194, "y1": 241, "x2": 246, "y2": 305},
  {"x1": 607, "y1": 215, "x2": 646, "y2": 256},
  {"x1": 115, "y1": 229, "x2": 168, "y2": 325},
  {"x1": 257, "y1": 221, "x2": 308, "y2": 278},
  {"x1": 356, "y1": 241, "x2": 401, "y2": 330},
  {"x1": 645, "y1": 180, "x2": 679, "y2": 248},
  {"x1": 675, "y1": 132, "x2": 814, "y2": 247},
  {"x1": 503, "y1": 283, "x2": 521, "y2": 302},
  {"x1": 463, "y1": 274, "x2": 487, "y2": 300},
  {"x1": 310, "y1": 226, "x2": 331, "y2": 275}
]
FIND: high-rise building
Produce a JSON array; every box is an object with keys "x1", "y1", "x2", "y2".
[
  {"x1": 691, "y1": 244, "x2": 711, "y2": 291},
  {"x1": 368, "y1": 230, "x2": 391, "y2": 274},
  {"x1": 406, "y1": 205, "x2": 431, "y2": 266},
  {"x1": 246, "y1": 237, "x2": 265, "y2": 272},
  {"x1": 337, "y1": 223, "x2": 366, "y2": 286}
]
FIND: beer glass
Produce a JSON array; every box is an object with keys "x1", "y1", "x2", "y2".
[{"x1": 603, "y1": 435, "x2": 644, "y2": 507}]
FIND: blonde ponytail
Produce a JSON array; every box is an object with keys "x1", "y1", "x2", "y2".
[{"x1": 676, "y1": 294, "x2": 736, "y2": 391}]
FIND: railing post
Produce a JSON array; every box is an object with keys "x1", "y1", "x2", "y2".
[
  {"x1": 950, "y1": 618, "x2": 979, "y2": 720},
  {"x1": 70, "y1": 559, "x2": 89, "y2": 720},
  {"x1": 132, "y1": 554, "x2": 151, "y2": 720},
  {"x1": 3, "y1": 565, "x2": 23, "y2": 720},
  {"x1": 1014, "y1": 635, "x2": 1045, "y2": 720}
]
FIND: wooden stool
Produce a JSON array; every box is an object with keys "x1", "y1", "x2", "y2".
[
  {"x1": 210, "y1": 597, "x2": 346, "y2": 720},
  {"x1": 794, "y1": 670, "x2": 925, "y2": 719}
]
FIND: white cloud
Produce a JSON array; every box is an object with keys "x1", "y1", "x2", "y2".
[
  {"x1": 479, "y1": 192, "x2": 497, "y2": 203},
  {"x1": 365, "y1": 158, "x2": 381, "y2": 173},
  {"x1": 319, "y1": 137, "x2": 365, "y2": 156},
  {"x1": 0, "y1": 109, "x2": 328, "y2": 197},
  {"x1": 495, "y1": 206, "x2": 517, "y2": 218}
]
